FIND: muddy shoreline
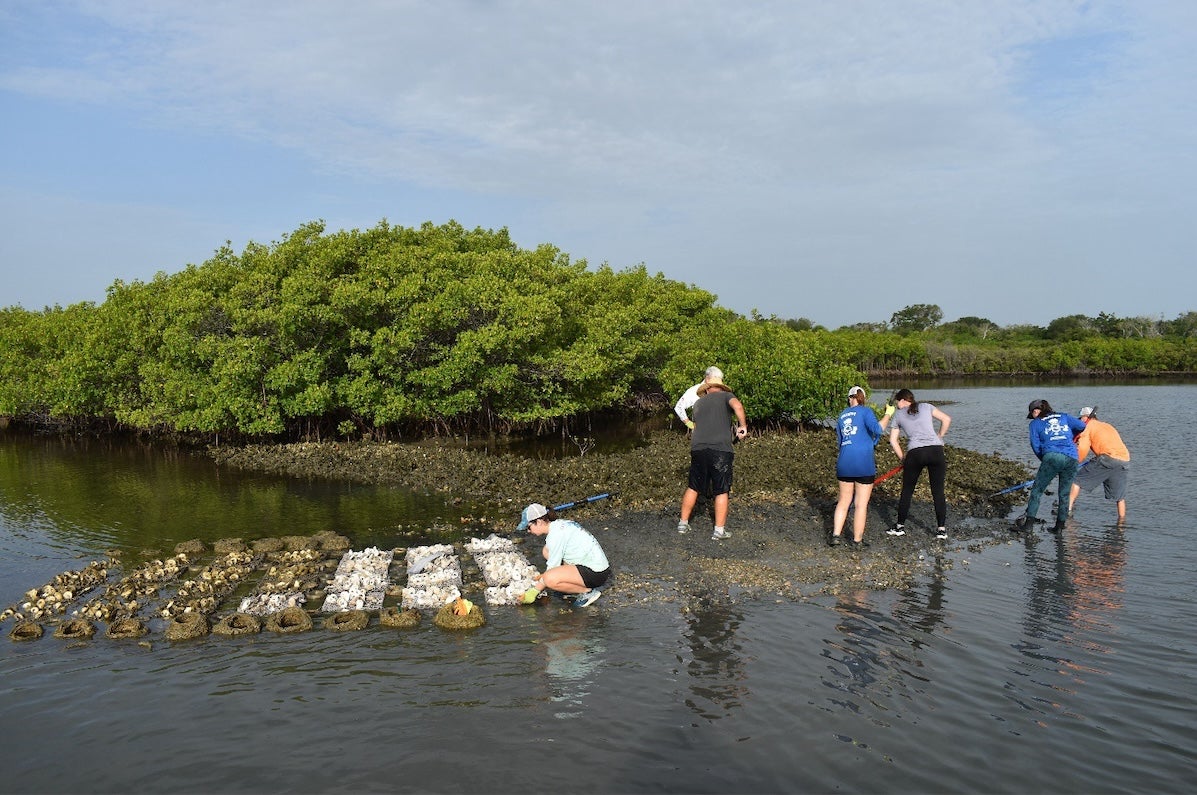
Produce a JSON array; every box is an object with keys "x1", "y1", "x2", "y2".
[{"x1": 209, "y1": 430, "x2": 1034, "y2": 607}]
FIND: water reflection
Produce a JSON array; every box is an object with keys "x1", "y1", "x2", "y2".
[
  {"x1": 1064, "y1": 526, "x2": 1127, "y2": 638},
  {"x1": 540, "y1": 610, "x2": 607, "y2": 719},
  {"x1": 0, "y1": 432, "x2": 461, "y2": 558},
  {"x1": 680, "y1": 600, "x2": 748, "y2": 720},
  {"x1": 1020, "y1": 531, "x2": 1088, "y2": 642},
  {"x1": 1015, "y1": 525, "x2": 1125, "y2": 683},
  {"x1": 818, "y1": 589, "x2": 906, "y2": 710},
  {"x1": 893, "y1": 554, "x2": 948, "y2": 649}
]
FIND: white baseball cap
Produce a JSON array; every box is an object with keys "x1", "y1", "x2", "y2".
[{"x1": 517, "y1": 503, "x2": 548, "y2": 531}]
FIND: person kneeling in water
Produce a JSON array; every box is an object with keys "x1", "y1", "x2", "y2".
[{"x1": 517, "y1": 503, "x2": 610, "y2": 607}]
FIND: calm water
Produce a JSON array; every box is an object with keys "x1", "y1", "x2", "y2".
[{"x1": 2, "y1": 385, "x2": 1195, "y2": 794}]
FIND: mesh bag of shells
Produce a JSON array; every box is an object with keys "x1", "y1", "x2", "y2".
[
  {"x1": 238, "y1": 548, "x2": 327, "y2": 616},
  {"x1": 1, "y1": 559, "x2": 111, "y2": 624},
  {"x1": 401, "y1": 544, "x2": 462, "y2": 610},
  {"x1": 74, "y1": 552, "x2": 191, "y2": 624},
  {"x1": 158, "y1": 551, "x2": 260, "y2": 621},
  {"x1": 321, "y1": 547, "x2": 393, "y2": 612},
  {"x1": 466, "y1": 535, "x2": 539, "y2": 606},
  {"x1": 238, "y1": 592, "x2": 307, "y2": 616}
]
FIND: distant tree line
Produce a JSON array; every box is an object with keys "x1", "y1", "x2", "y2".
[
  {"x1": 2, "y1": 222, "x2": 1192, "y2": 441},
  {"x1": 780, "y1": 304, "x2": 1197, "y2": 375}
]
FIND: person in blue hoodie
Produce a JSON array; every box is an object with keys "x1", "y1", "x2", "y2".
[{"x1": 1013, "y1": 399, "x2": 1088, "y2": 534}]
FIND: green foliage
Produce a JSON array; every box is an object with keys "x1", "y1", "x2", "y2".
[
  {"x1": 837, "y1": 321, "x2": 888, "y2": 333},
  {"x1": 889, "y1": 303, "x2": 943, "y2": 334},
  {"x1": 662, "y1": 320, "x2": 864, "y2": 424},
  {"x1": 936, "y1": 316, "x2": 998, "y2": 342},
  {"x1": 1046, "y1": 314, "x2": 1096, "y2": 341},
  {"x1": 0, "y1": 306, "x2": 50, "y2": 416},
  {"x1": 1166, "y1": 311, "x2": 1197, "y2": 338},
  {"x1": 3, "y1": 220, "x2": 784, "y2": 436},
  {"x1": 782, "y1": 316, "x2": 821, "y2": 332},
  {"x1": 3, "y1": 222, "x2": 1195, "y2": 439}
]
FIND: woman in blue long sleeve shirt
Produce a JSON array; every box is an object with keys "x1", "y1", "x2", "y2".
[{"x1": 1014, "y1": 399, "x2": 1088, "y2": 533}]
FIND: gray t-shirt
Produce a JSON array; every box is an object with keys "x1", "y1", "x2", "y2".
[
  {"x1": 892, "y1": 403, "x2": 944, "y2": 450},
  {"x1": 691, "y1": 390, "x2": 737, "y2": 452}
]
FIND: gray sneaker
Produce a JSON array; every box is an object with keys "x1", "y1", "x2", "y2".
[
  {"x1": 711, "y1": 528, "x2": 731, "y2": 540},
  {"x1": 574, "y1": 589, "x2": 602, "y2": 608},
  {"x1": 677, "y1": 521, "x2": 690, "y2": 534}
]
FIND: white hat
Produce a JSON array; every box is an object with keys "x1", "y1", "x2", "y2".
[
  {"x1": 1079, "y1": 406, "x2": 1094, "y2": 417},
  {"x1": 704, "y1": 366, "x2": 724, "y2": 381},
  {"x1": 517, "y1": 503, "x2": 548, "y2": 531},
  {"x1": 848, "y1": 386, "x2": 865, "y2": 398}
]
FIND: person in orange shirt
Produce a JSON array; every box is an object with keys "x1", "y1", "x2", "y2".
[{"x1": 1068, "y1": 406, "x2": 1131, "y2": 522}]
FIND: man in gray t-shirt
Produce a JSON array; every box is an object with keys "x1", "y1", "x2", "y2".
[{"x1": 676, "y1": 376, "x2": 748, "y2": 541}]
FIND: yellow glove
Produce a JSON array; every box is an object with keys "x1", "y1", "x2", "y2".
[
  {"x1": 684, "y1": 419, "x2": 695, "y2": 430},
  {"x1": 521, "y1": 586, "x2": 541, "y2": 604},
  {"x1": 883, "y1": 403, "x2": 896, "y2": 419}
]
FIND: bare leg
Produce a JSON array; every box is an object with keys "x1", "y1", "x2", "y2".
[
  {"x1": 713, "y1": 493, "x2": 729, "y2": 527},
  {"x1": 541, "y1": 564, "x2": 589, "y2": 595},
  {"x1": 852, "y1": 483, "x2": 874, "y2": 542},
  {"x1": 1068, "y1": 483, "x2": 1081, "y2": 513},
  {"x1": 680, "y1": 488, "x2": 698, "y2": 523},
  {"x1": 832, "y1": 481, "x2": 853, "y2": 538},
  {"x1": 1116, "y1": 499, "x2": 1126, "y2": 522}
]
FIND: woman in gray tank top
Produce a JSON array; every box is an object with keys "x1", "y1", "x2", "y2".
[{"x1": 886, "y1": 388, "x2": 952, "y2": 540}]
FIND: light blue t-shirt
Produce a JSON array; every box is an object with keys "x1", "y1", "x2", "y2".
[{"x1": 544, "y1": 519, "x2": 610, "y2": 573}]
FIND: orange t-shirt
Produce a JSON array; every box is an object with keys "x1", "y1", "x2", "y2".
[{"x1": 1077, "y1": 419, "x2": 1130, "y2": 462}]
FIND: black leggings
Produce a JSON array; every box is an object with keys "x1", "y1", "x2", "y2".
[{"x1": 897, "y1": 445, "x2": 947, "y2": 527}]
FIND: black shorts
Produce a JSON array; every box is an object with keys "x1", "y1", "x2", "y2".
[
  {"x1": 577, "y1": 565, "x2": 611, "y2": 589},
  {"x1": 838, "y1": 475, "x2": 876, "y2": 485},
  {"x1": 688, "y1": 448, "x2": 735, "y2": 496}
]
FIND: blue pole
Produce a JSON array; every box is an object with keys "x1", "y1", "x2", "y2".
[{"x1": 552, "y1": 492, "x2": 617, "y2": 512}]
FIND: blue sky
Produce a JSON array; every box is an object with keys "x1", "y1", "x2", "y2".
[{"x1": 2, "y1": 0, "x2": 1194, "y2": 329}]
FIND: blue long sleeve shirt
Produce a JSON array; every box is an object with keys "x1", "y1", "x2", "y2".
[{"x1": 1028, "y1": 412, "x2": 1088, "y2": 460}]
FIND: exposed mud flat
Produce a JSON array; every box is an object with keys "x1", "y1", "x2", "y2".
[{"x1": 210, "y1": 430, "x2": 1034, "y2": 606}]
